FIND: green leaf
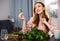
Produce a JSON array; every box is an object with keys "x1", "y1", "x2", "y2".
[{"x1": 20, "y1": 8, "x2": 23, "y2": 12}]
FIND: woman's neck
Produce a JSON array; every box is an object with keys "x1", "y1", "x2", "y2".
[{"x1": 39, "y1": 13, "x2": 43, "y2": 19}]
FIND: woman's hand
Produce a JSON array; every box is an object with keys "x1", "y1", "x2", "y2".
[
  {"x1": 41, "y1": 18, "x2": 47, "y2": 24},
  {"x1": 42, "y1": 18, "x2": 50, "y2": 29},
  {"x1": 18, "y1": 12, "x2": 25, "y2": 20},
  {"x1": 42, "y1": 18, "x2": 47, "y2": 23}
]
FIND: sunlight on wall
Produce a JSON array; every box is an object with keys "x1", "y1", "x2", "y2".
[{"x1": 44, "y1": 0, "x2": 58, "y2": 10}]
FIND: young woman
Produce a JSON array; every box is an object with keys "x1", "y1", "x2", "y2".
[{"x1": 19, "y1": 2, "x2": 56, "y2": 37}]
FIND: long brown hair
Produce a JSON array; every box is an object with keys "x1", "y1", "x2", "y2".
[{"x1": 33, "y1": 2, "x2": 49, "y2": 33}]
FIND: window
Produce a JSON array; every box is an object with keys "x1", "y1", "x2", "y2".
[{"x1": 44, "y1": 0, "x2": 58, "y2": 18}]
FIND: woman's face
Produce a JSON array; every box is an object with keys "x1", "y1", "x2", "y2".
[{"x1": 35, "y1": 3, "x2": 45, "y2": 14}]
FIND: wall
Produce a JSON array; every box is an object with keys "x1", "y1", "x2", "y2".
[
  {"x1": 57, "y1": 0, "x2": 60, "y2": 30},
  {"x1": 0, "y1": 0, "x2": 10, "y2": 20}
]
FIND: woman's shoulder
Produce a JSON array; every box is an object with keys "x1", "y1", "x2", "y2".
[
  {"x1": 29, "y1": 17, "x2": 34, "y2": 21},
  {"x1": 27, "y1": 17, "x2": 34, "y2": 24},
  {"x1": 49, "y1": 17, "x2": 54, "y2": 20},
  {"x1": 27, "y1": 17, "x2": 33, "y2": 25},
  {"x1": 48, "y1": 17, "x2": 55, "y2": 22}
]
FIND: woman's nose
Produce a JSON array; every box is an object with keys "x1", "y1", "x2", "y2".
[{"x1": 37, "y1": 9, "x2": 40, "y2": 11}]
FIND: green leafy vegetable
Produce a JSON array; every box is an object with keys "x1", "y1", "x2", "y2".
[
  {"x1": 20, "y1": 8, "x2": 23, "y2": 12},
  {"x1": 13, "y1": 28, "x2": 49, "y2": 40}
]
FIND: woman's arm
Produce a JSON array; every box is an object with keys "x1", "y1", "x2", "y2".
[
  {"x1": 42, "y1": 17, "x2": 57, "y2": 37},
  {"x1": 18, "y1": 12, "x2": 27, "y2": 34},
  {"x1": 21, "y1": 18, "x2": 33, "y2": 34},
  {"x1": 43, "y1": 17, "x2": 56, "y2": 32},
  {"x1": 22, "y1": 20, "x2": 27, "y2": 30},
  {"x1": 19, "y1": 13, "x2": 33, "y2": 34},
  {"x1": 19, "y1": 12, "x2": 27, "y2": 29}
]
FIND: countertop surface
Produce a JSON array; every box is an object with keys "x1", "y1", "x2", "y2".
[{"x1": 0, "y1": 37, "x2": 60, "y2": 41}]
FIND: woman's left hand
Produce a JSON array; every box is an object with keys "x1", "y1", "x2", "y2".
[
  {"x1": 42, "y1": 18, "x2": 50, "y2": 28},
  {"x1": 42, "y1": 18, "x2": 47, "y2": 24}
]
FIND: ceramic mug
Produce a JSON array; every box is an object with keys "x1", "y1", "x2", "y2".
[{"x1": 54, "y1": 30, "x2": 60, "y2": 39}]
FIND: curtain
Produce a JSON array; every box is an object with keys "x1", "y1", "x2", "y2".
[{"x1": 10, "y1": 0, "x2": 33, "y2": 28}]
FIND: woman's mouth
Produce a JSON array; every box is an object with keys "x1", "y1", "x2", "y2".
[{"x1": 37, "y1": 9, "x2": 40, "y2": 12}]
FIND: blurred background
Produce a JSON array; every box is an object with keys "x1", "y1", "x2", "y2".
[{"x1": 0, "y1": 0, "x2": 60, "y2": 33}]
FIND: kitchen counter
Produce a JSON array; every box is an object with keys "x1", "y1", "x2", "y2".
[{"x1": 0, "y1": 37, "x2": 60, "y2": 41}]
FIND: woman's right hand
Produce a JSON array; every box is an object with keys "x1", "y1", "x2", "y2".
[{"x1": 18, "y1": 12, "x2": 25, "y2": 20}]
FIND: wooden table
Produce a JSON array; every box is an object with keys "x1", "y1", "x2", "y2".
[{"x1": 0, "y1": 37, "x2": 60, "y2": 41}]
